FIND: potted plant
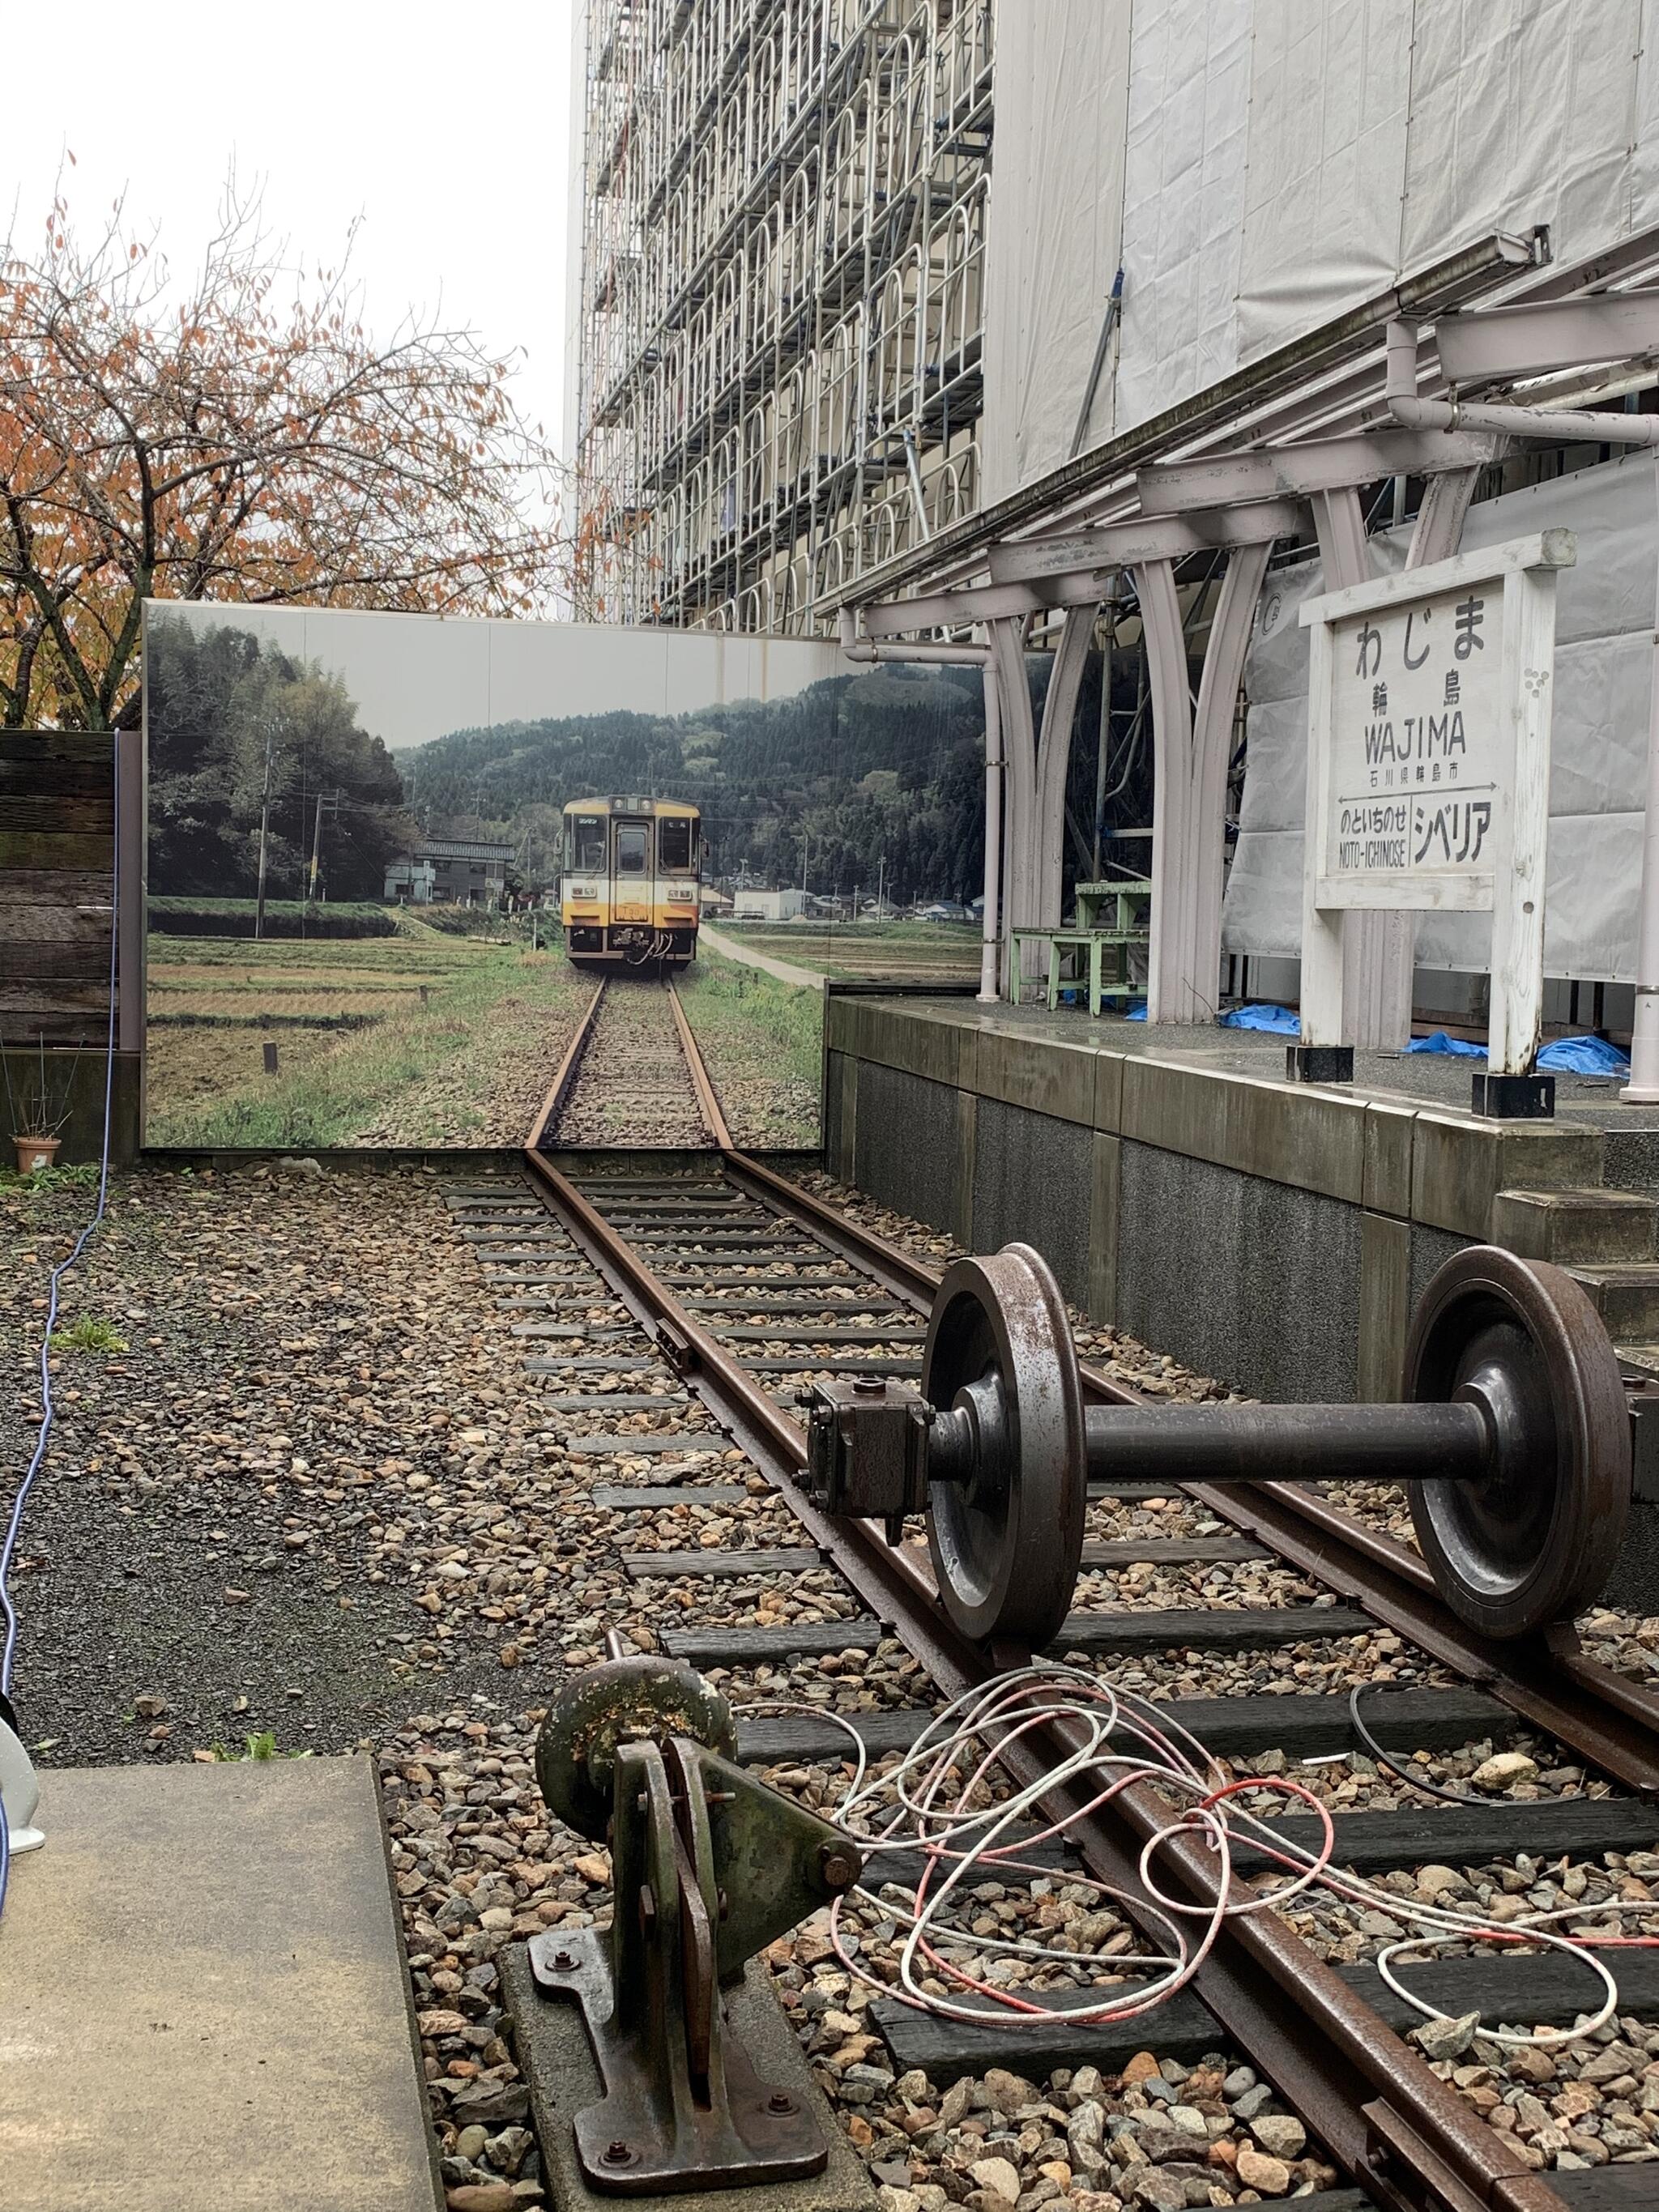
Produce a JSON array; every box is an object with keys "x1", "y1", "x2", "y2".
[{"x1": 3, "y1": 1035, "x2": 79, "y2": 1174}]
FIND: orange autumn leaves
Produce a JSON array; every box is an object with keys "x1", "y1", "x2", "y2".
[{"x1": 0, "y1": 187, "x2": 569, "y2": 731}]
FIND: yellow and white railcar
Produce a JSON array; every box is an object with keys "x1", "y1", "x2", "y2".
[{"x1": 560, "y1": 797, "x2": 701, "y2": 968}]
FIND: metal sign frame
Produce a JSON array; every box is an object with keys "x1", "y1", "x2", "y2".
[{"x1": 1294, "y1": 529, "x2": 1576, "y2": 1117}]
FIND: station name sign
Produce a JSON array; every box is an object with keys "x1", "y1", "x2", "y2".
[
  {"x1": 1319, "y1": 562, "x2": 1512, "y2": 907},
  {"x1": 1296, "y1": 528, "x2": 1574, "y2": 1100}
]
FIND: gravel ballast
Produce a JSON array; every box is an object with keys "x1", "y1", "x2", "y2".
[{"x1": 8, "y1": 1156, "x2": 1659, "y2": 2202}]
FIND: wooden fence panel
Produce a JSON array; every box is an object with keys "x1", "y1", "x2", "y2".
[{"x1": 0, "y1": 735, "x2": 119, "y2": 1047}]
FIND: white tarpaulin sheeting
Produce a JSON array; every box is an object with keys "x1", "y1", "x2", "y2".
[
  {"x1": 1115, "y1": 0, "x2": 1252, "y2": 434},
  {"x1": 1222, "y1": 454, "x2": 1658, "y2": 981},
  {"x1": 979, "y1": 2, "x2": 1131, "y2": 501},
  {"x1": 1399, "y1": 0, "x2": 1643, "y2": 276},
  {"x1": 1235, "y1": 0, "x2": 1411, "y2": 357},
  {"x1": 980, "y1": 1, "x2": 1659, "y2": 486}
]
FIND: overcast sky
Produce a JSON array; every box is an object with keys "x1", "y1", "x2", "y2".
[{"x1": 2, "y1": 1, "x2": 574, "y2": 452}]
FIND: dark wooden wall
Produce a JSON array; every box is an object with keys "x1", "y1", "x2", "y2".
[
  {"x1": 0, "y1": 733, "x2": 117, "y2": 1044},
  {"x1": 0, "y1": 730, "x2": 143, "y2": 1159}
]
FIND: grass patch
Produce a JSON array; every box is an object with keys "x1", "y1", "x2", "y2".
[
  {"x1": 716, "y1": 918, "x2": 979, "y2": 982},
  {"x1": 676, "y1": 950, "x2": 821, "y2": 1147},
  {"x1": 148, "y1": 933, "x2": 467, "y2": 977},
  {"x1": 207, "y1": 1731, "x2": 313, "y2": 1762},
  {"x1": 0, "y1": 1161, "x2": 102, "y2": 1196},
  {"x1": 146, "y1": 937, "x2": 588, "y2": 1147},
  {"x1": 49, "y1": 1314, "x2": 129, "y2": 1353},
  {"x1": 681, "y1": 955, "x2": 821, "y2": 1067}
]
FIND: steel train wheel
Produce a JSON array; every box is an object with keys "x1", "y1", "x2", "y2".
[
  {"x1": 535, "y1": 1656, "x2": 736, "y2": 1840},
  {"x1": 1405, "y1": 1247, "x2": 1629, "y2": 1639},
  {"x1": 922, "y1": 1244, "x2": 1085, "y2": 1648}
]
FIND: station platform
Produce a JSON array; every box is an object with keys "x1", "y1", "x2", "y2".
[
  {"x1": 2, "y1": 1755, "x2": 441, "y2": 2212},
  {"x1": 822, "y1": 993, "x2": 1659, "y2": 1407}
]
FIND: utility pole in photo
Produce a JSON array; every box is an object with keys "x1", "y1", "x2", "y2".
[{"x1": 254, "y1": 711, "x2": 279, "y2": 941}]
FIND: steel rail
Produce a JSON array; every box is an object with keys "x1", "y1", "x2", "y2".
[
  {"x1": 527, "y1": 977, "x2": 608, "y2": 1149},
  {"x1": 719, "y1": 1149, "x2": 952, "y2": 1310},
  {"x1": 518, "y1": 1142, "x2": 1568, "y2": 2212},
  {"x1": 666, "y1": 978, "x2": 733, "y2": 1149},
  {"x1": 1176, "y1": 1479, "x2": 1659, "y2": 1797},
  {"x1": 725, "y1": 1153, "x2": 1659, "y2": 1796}
]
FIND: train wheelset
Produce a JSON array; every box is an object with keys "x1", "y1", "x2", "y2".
[{"x1": 801, "y1": 1242, "x2": 1632, "y2": 1649}]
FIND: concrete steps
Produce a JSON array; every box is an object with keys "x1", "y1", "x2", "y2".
[
  {"x1": 1490, "y1": 1185, "x2": 1657, "y2": 1264},
  {"x1": 1567, "y1": 1261, "x2": 1659, "y2": 1342},
  {"x1": 1492, "y1": 1185, "x2": 1659, "y2": 1348}
]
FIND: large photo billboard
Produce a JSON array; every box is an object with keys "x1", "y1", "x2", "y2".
[{"x1": 141, "y1": 603, "x2": 985, "y2": 1149}]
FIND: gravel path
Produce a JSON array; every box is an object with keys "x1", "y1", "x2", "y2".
[{"x1": 9, "y1": 1157, "x2": 1659, "y2": 2204}]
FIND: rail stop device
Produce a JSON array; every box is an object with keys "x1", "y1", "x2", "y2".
[
  {"x1": 510, "y1": 1639, "x2": 864, "y2": 2196},
  {"x1": 1290, "y1": 529, "x2": 1575, "y2": 1118}
]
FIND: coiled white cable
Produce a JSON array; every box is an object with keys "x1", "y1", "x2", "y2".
[{"x1": 740, "y1": 1660, "x2": 1656, "y2": 2049}]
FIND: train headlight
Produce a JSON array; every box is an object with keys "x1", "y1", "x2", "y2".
[
  {"x1": 572, "y1": 884, "x2": 598, "y2": 899},
  {"x1": 667, "y1": 888, "x2": 695, "y2": 903}
]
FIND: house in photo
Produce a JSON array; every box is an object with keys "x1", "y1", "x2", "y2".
[
  {"x1": 385, "y1": 837, "x2": 515, "y2": 907},
  {"x1": 731, "y1": 887, "x2": 808, "y2": 923}
]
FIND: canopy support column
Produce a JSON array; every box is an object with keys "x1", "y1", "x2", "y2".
[{"x1": 987, "y1": 615, "x2": 1039, "y2": 988}]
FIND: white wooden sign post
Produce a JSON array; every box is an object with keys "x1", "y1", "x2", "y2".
[{"x1": 1292, "y1": 528, "x2": 1575, "y2": 1119}]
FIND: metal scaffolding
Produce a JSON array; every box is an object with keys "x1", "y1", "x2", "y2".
[{"x1": 571, "y1": 0, "x2": 993, "y2": 633}]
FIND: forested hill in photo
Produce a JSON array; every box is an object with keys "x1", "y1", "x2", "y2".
[
  {"x1": 147, "y1": 616, "x2": 412, "y2": 898},
  {"x1": 399, "y1": 664, "x2": 989, "y2": 899}
]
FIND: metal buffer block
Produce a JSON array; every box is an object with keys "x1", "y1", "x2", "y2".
[
  {"x1": 802, "y1": 1243, "x2": 1631, "y2": 1647},
  {"x1": 523, "y1": 1649, "x2": 863, "y2": 2194}
]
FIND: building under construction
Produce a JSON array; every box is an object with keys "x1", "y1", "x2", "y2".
[
  {"x1": 567, "y1": 0, "x2": 994, "y2": 630},
  {"x1": 569, "y1": 2, "x2": 1659, "y2": 1072}
]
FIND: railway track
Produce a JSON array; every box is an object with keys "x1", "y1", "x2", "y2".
[
  {"x1": 528, "y1": 974, "x2": 729, "y2": 1151},
  {"x1": 433, "y1": 1012, "x2": 1659, "y2": 2212}
]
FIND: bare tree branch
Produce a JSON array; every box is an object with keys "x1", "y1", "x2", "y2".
[{"x1": 0, "y1": 179, "x2": 574, "y2": 729}]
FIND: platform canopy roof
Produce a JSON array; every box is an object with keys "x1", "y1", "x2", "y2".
[{"x1": 835, "y1": 224, "x2": 1659, "y2": 633}]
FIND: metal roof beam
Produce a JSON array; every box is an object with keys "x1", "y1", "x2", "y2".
[
  {"x1": 1434, "y1": 292, "x2": 1659, "y2": 384},
  {"x1": 986, "y1": 500, "x2": 1306, "y2": 587},
  {"x1": 856, "y1": 500, "x2": 1307, "y2": 637},
  {"x1": 859, "y1": 578, "x2": 1051, "y2": 635},
  {"x1": 1136, "y1": 428, "x2": 1498, "y2": 516}
]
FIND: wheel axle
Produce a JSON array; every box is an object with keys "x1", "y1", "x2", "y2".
[{"x1": 800, "y1": 1242, "x2": 1631, "y2": 1647}]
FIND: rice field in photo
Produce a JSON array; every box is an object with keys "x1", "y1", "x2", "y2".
[{"x1": 145, "y1": 910, "x2": 588, "y2": 1148}]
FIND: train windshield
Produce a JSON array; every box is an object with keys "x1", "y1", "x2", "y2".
[
  {"x1": 569, "y1": 816, "x2": 607, "y2": 872},
  {"x1": 616, "y1": 824, "x2": 649, "y2": 876},
  {"x1": 659, "y1": 816, "x2": 695, "y2": 872}
]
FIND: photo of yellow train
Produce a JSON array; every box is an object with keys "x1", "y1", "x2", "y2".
[{"x1": 559, "y1": 796, "x2": 702, "y2": 969}]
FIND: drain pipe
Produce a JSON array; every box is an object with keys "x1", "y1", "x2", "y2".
[
  {"x1": 979, "y1": 661, "x2": 1004, "y2": 1003},
  {"x1": 1384, "y1": 318, "x2": 1659, "y2": 447},
  {"x1": 837, "y1": 609, "x2": 988, "y2": 667}
]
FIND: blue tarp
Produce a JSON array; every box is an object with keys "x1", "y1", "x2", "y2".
[
  {"x1": 1221, "y1": 1002, "x2": 1300, "y2": 1034},
  {"x1": 1537, "y1": 1034, "x2": 1631, "y2": 1076},
  {"x1": 1403, "y1": 1030, "x2": 1487, "y2": 1059},
  {"x1": 1400, "y1": 1029, "x2": 1630, "y2": 1076},
  {"x1": 1124, "y1": 999, "x2": 1148, "y2": 1021}
]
